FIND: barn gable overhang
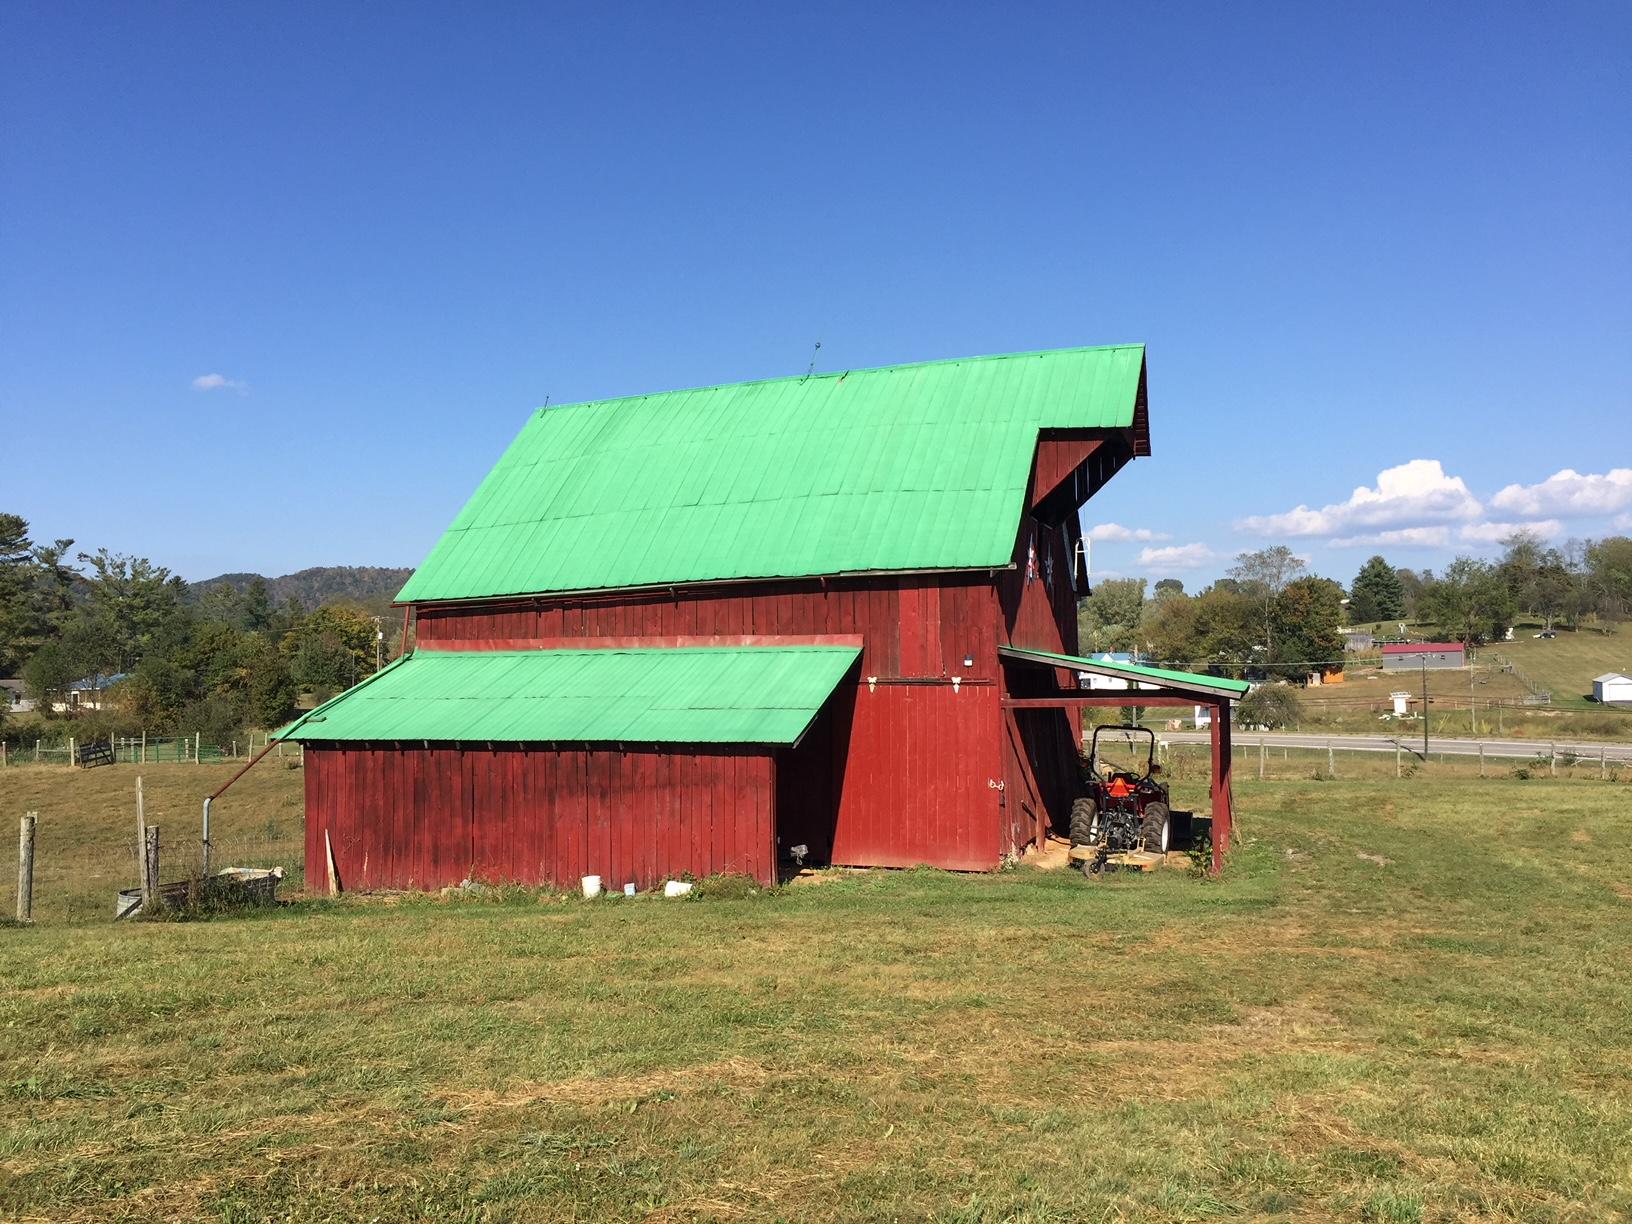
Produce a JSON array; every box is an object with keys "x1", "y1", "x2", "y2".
[
  {"x1": 271, "y1": 645, "x2": 861, "y2": 746},
  {"x1": 396, "y1": 344, "x2": 1149, "y2": 605}
]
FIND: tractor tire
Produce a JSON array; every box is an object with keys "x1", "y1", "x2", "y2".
[
  {"x1": 1069, "y1": 797, "x2": 1099, "y2": 847},
  {"x1": 1140, "y1": 802, "x2": 1171, "y2": 854}
]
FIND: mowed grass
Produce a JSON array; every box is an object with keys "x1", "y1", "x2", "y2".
[
  {"x1": 3, "y1": 775, "x2": 1632, "y2": 1221},
  {"x1": 1492, "y1": 620, "x2": 1632, "y2": 709}
]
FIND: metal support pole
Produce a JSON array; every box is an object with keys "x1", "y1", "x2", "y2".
[
  {"x1": 202, "y1": 797, "x2": 212, "y2": 878},
  {"x1": 17, "y1": 812, "x2": 36, "y2": 923}
]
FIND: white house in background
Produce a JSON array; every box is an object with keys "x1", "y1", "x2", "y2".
[
  {"x1": 1592, "y1": 673, "x2": 1632, "y2": 705},
  {"x1": 0, "y1": 679, "x2": 34, "y2": 714},
  {"x1": 1077, "y1": 652, "x2": 1159, "y2": 692}
]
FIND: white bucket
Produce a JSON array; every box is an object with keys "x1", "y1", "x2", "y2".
[
  {"x1": 581, "y1": 875, "x2": 603, "y2": 899},
  {"x1": 663, "y1": 880, "x2": 693, "y2": 898}
]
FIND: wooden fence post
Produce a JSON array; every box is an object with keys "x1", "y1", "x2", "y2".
[
  {"x1": 142, "y1": 826, "x2": 160, "y2": 912},
  {"x1": 140, "y1": 729, "x2": 146, "y2": 764},
  {"x1": 1479, "y1": 743, "x2": 1485, "y2": 778},
  {"x1": 1602, "y1": 746, "x2": 1608, "y2": 780},
  {"x1": 195, "y1": 731, "x2": 201, "y2": 764},
  {"x1": 1396, "y1": 743, "x2": 1402, "y2": 778},
  {"x1": 1550, "y1": 742, "x2": 1556, "y2": 777},
  {"x1": 1327, "y1": 740, "x2": 1335, "y2": 777},
  {"x1": 34, "y1": 739, "x2": 41, "y2": 763},
  {"x1": 68, "y1": 736, "x2": 76, "y2": 768},
  {"x1": 1258, "y1": 736, "x2": 1266, "y2": 780},
  {"x1": 17, "y1": 812, "x2": 36, "y2": 923}
]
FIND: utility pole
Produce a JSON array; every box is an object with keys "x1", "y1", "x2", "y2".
[
  {"x1": 372, "y1": 616, "x2": 385, "y2": 673},
  {"x1": 1421, "y1": 656, "x2": 1430, "y2": 760}
]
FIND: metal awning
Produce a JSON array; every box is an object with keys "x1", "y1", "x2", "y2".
[{"x1": 998, "y1": 646, "x2": 1249, "y2": 703}]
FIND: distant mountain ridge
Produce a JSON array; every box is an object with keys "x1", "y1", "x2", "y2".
[{"x1": 190, "y1": 566, "x2": 414, "y2": 609}]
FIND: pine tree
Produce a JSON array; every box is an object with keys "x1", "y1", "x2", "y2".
[{"x1": 1349, "y1": 555, "x2": 1405, "y2": 624}]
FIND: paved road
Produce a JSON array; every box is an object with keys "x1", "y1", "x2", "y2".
[{"x1": 1162, "y1": 729, "x2": 1632, "y2": 764}]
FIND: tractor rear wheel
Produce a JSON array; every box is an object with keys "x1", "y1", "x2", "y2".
[
  {"x1": 1069, "y1": 797, "x2": 1099, "y2": 847},
  {"x1": 1140, "y1": 802, "x2": 1171, "y2": 854}
]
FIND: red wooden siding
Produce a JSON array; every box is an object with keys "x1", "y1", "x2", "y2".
[
  {"x1": 415, "y1": 574, "x2": 998, "y2": 682},
  {"x1": 778, "y1": 679, "x2": 1002, "y2": 871},
  {"x1": 304, "y1": 744, "x2": 777, "y2": 891}
]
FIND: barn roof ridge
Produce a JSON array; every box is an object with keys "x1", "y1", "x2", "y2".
[{"x1": 532, "y1": 342, "x2": 1148, "y2": 418}]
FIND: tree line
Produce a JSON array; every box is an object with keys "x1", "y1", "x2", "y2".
[
  {"x1": 1079, "y1": 532, "x2": 1632, "y2": 679},
  {"x1": 0, "y1": 513, "x2": 398, "y2": 747}
]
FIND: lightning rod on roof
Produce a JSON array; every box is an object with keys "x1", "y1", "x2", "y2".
[{"x1": 805, "y1": 340, "x2": 822, "y2": 379}]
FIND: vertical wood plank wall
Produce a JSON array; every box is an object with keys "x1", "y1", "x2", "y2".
[
  {"x1": 304, "y1": 744, "x2": 777, "y2": 890},
  {"x1": 414, "y1": 574, "x2": 1009, "y2": 872}
]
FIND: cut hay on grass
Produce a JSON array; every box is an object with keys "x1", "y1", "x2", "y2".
[{"x1": 2, "y1": 767, "x2": 1630, "y2": 1221}]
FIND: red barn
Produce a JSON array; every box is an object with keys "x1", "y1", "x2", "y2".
[{"x1": 274, "y1": 344, "x2": 1241, "y2": 890}]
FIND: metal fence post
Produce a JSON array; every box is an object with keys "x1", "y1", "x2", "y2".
[
  {"x1": 202, "y1": 797, "x2": 212, "y2": 878},
  {"x1": 17, "y1": 812, "x2": 36, "y2": 923}
]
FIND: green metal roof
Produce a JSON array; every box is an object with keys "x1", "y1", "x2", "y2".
[
  {"x1": 998, "y1": 646, "x2": 1251, "y2": 701},
  {"x1": 270, "y1": 645, "x2": 860, "y2": 745},
  {"x1": 397, "y1": 344, "x2": 1146, "y2": 602}
]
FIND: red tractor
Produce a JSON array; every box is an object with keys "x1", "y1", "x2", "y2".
[{"x1": 1069, "y1": 725, "x2": 1172, "y2": 874}]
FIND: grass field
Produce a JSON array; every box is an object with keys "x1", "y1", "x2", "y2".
[
  {"x1": 1487, "y1": 620, "x2": 1632, "y2": 709},
  {"x1": 3, "y1": 766, "x2": 1632, "y2": 1221}
]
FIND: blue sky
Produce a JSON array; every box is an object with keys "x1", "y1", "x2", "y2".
[{"x1": 3, "y1": 1, "x2": 1628, "y2": 590}]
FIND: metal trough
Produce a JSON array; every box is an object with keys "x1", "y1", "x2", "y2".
[{"x1": 115, "y1": 866, "x2": 285, "y2": 919}]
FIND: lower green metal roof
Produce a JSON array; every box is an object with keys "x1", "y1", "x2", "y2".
[
  {"x1": 998, "y1": 646, "x2": 1251, "y2": 701},
  {"x1": 271, "y1": 646, "x2": 860, "y2": 745}
]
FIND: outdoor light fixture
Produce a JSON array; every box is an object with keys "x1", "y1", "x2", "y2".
[{"x1": 963, "y1": 654, "x2": 975, "y2": 668}]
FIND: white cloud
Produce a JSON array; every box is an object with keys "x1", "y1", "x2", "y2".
[
  {"x1": 1138, "y1": 542, "x2": 1216, "y2": 570},
  {"x1": 1086, "y1": 522, "x2": 1171, "y2": 543},
  {"x1": 1330, "y1": 527, "x2": 1451, "y2": 550},
  {"x1": 1616, "y1": 513, "x2": 1632, "y2": 532},
  {"x1": 1237, "y1": 459, "x2": 1481, "y2": 538},
  {"x1": 1490, "y1": 469, "x2": 1632, "y2": 518},
  {"x1": 1457, "y1": 519, "x2": 1564, "y2": 544},
  {"x1": 192, "y1": 372, "x2": 249, "y2": 395}
]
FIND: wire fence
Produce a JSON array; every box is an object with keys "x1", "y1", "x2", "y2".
[
  {"x1": 4, "y1": 825, "x2": 305, "y2": 927},
  {"x1": 0, "y1": 733, "x2": 295, "y2": 768}
]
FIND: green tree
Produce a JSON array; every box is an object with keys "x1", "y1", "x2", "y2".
[
  {"x1": 1076, "y1": 578, "x2": 1146, "y2": 652},
  {"x1": 1237, "y1": 683, "x2": 1303, "y2": 729},
  {"x1": 1271, "y1": 576, "x2": 1345, "y2": 676},
  {"x1": 1421, "y1": 557, "x2": 1515, "y2": 645},
  {"x1": 1585, "y1": 536, "x2": 1632, "y2": 628},
  {"x1": 1229, "y1": 545, "x2": 1306, "y2": 657},
  {"x1": 1152, "y1": 578, "x2": 1184, "y2": 600},
  {"x1": 0, "y1": 513, "x2": 36, "y2": 673},
  {"x1": 1349, "y1": 555, "x2": 1404, "y2": 624},
  {"x1": 286, "y1": 604, "x2": 376, "y2": 696},
  {"x1": 76, "y1": 549, "x2": 190, "y2": 673},
  {"x1": 240, "y1": 577, "x2": 274, "y2": 632}
]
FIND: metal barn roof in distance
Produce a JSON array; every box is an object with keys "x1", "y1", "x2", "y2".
[
  {"x1": 270, "y1": 645, "x2": 861, "y2": 745},
  {"x1": 397, "y1": 344, "x2": 1147, "y2": 603}
]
